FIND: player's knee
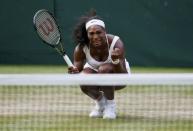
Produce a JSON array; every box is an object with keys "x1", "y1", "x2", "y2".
[
  {"x1": 98, "y1": 65, "x2": 113, "y2": 73},
  {"x1": 115, "y1": 86, "x2": 126, "y2": 90},
  {"x1": 80, "y1": 86, "x2": 89, "y2": 94}
]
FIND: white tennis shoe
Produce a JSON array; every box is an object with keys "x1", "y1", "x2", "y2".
[
  {"x1": 89, "y1": 94, "x2": 106, "y2": 118},
  {"x1": 103, "y1": 100, "x2": 116, "y2": 119}
]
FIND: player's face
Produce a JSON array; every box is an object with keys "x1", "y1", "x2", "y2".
[{"x1": 87, "y1": 25, "x2": 106, "y2": 48}]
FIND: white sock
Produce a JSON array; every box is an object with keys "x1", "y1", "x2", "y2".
[
  {"x1": 95, "y1": 93, "x2": 106, "y2": 107},
  {"x1": 106, "y1": 100, "x2": 115, "y2": 105}
]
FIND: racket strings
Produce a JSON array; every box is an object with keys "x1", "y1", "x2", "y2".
[{"x1": 34, "y1": 11, "x2": 60, "y2": 46}]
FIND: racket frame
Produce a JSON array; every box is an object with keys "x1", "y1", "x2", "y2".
[{"x1": 33, "y1": 9, "x2": 74, "y2": 67}]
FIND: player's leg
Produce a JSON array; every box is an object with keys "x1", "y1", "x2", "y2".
[
  {"x1": 114, "y1": 59, "x2": 130, "y2": 90},
  {"x1": 98, "y1": 63, "x2": 116, "y2": 119},
  {"x1": 98, "y1": 62, "x2": 129, "y2": 119},
  {"x1": 80, "y1": 67, "x2": 100, "y2": 99},
  {"x1": 80, "y1": 67, "x2": 106, "y2": 117},
  {"x1": 99, "y1": 60, "x2": 130, "y2": 119}
]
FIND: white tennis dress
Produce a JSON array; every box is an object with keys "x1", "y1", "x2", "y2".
[{"x1": 82, "y1": 36, "x2": 130, "y2": 73}]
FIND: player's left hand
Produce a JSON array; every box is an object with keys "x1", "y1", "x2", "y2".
[{"x1": 111, "y1": 48, "x2": 121, "y2": 61}]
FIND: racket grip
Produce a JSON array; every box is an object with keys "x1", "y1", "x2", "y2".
[{"x1": 63, "y1": 55, "x2": 74, "y2": 67}]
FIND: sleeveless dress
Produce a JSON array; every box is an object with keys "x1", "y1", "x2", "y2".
[{"x1": 83, "y1": 36, "x2": 130, "y2": 73}]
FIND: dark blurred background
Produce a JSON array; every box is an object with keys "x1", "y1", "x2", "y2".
[{"x1": 0, "y1": 0, "x2": 193, "y2": 67}]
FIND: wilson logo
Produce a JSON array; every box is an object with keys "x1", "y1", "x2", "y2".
[{"x1": 38, "y1": 18, "x2": 54, "y2": 36}]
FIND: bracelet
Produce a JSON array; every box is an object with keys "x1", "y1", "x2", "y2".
[{"x1": 112, "y1": 59, "x2": 120, "y2": 65}]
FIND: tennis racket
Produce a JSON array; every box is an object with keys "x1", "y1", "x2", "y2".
[{"x1": 33, "y1": 9, "x2": 74, "y2": 67}]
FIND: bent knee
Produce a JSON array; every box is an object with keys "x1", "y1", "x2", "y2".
[
  {"x1": 115, "y1": 86, "x2": 126, "y2": 90},
  {"x1": 98, "y1": 64, "x2": 113, "y2": 73},
  {"x1": 80, "y1": 86, "x2": 89, "y2": 93}
]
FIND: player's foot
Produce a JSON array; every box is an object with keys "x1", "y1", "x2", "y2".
[
  {"x1": 103, "y1": 100, "x2": 116, "y2": 119},
  {"x1": 89, "y1": 93, "x2": 106, "y2": 118}
]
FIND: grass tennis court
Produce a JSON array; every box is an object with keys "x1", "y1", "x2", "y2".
[
  {"x1": 1, "y1": 65, "x2": 193, "y2": 73},
  {"x1": 0, "y1": 85, "x2": 193, "y2": 131},
  {"x1": 0, "y1": 65, "x2": 193, "y2": 131}
]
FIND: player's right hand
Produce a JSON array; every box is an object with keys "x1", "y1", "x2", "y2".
[{"x1": 68, "y1": 66, "x2": 79, "y2": 74}]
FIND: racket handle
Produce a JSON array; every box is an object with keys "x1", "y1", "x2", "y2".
[{"x1": 63, "y1": 55, "x2": 74, "y2": 67}]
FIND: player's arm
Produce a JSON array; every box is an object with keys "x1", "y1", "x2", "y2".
[
  {"x1": 111, "y1": 38, "x2": 127, "y2": 73},
  {"x1": 68, "y1": 44, "x2": 86, "y2": 73}
]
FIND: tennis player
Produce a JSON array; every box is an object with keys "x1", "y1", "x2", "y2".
[{"x1": 68, "y1": 10, "x2": 130, "y2": 119}]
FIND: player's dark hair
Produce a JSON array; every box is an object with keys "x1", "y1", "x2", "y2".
[{"x1": 72, "y1": 9, "x2": 103, "y2": 46}]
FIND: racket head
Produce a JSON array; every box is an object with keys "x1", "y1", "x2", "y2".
[{"x1": 33, "y1": 9, "x2": 60, "y2": 47}]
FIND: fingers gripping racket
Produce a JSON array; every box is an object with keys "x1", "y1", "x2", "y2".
[{"x1": 33, "y1": 9, "x2": 74, "y2": 67}]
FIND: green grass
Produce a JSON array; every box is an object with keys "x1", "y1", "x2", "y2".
[
  {"x1": 0, "y1": 65, "x2": 193, "y2": 73},
  {"x1": 132, "y1": 67, "x2": 193, "y2": 73},
  {"x1": 0, "y1": 65, "x2": 193, "y2": 130},
  {"x1": 119, "y1": 85, "x2": 193, "y2": 96},
  {"x1": 0, "y1": 65, "x2": 68, "y2": 73},
  {"x1": 0, "y1": 114, "x2": 193, "y2": 131},
  {"x1": 0, "y1": 86, "x2": 192, "y2": 131}
]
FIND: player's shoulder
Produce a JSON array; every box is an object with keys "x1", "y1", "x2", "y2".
[
  {"x1": 75, "y1": 43, "x2": 86, "y2": 49},
  {"x1": 75, "y1": 43, "x2": 85, "y2": 52},
  {"x1": 107, "y1": 34, "x2": 121, "y2": 41},
  {"x1": 106, "y1": 34, "x2": 115, "y2": 44},
  {"x1": 107, "y1": 34, "x2": 116, "y2": 39},
  {"x1": 107, "y1": 34, "x2": 123, "y2": 45}
]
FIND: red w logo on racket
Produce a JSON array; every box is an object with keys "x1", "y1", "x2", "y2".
[{"x1": 38, "y1": 18, "x2": 54, "y2": 36}]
